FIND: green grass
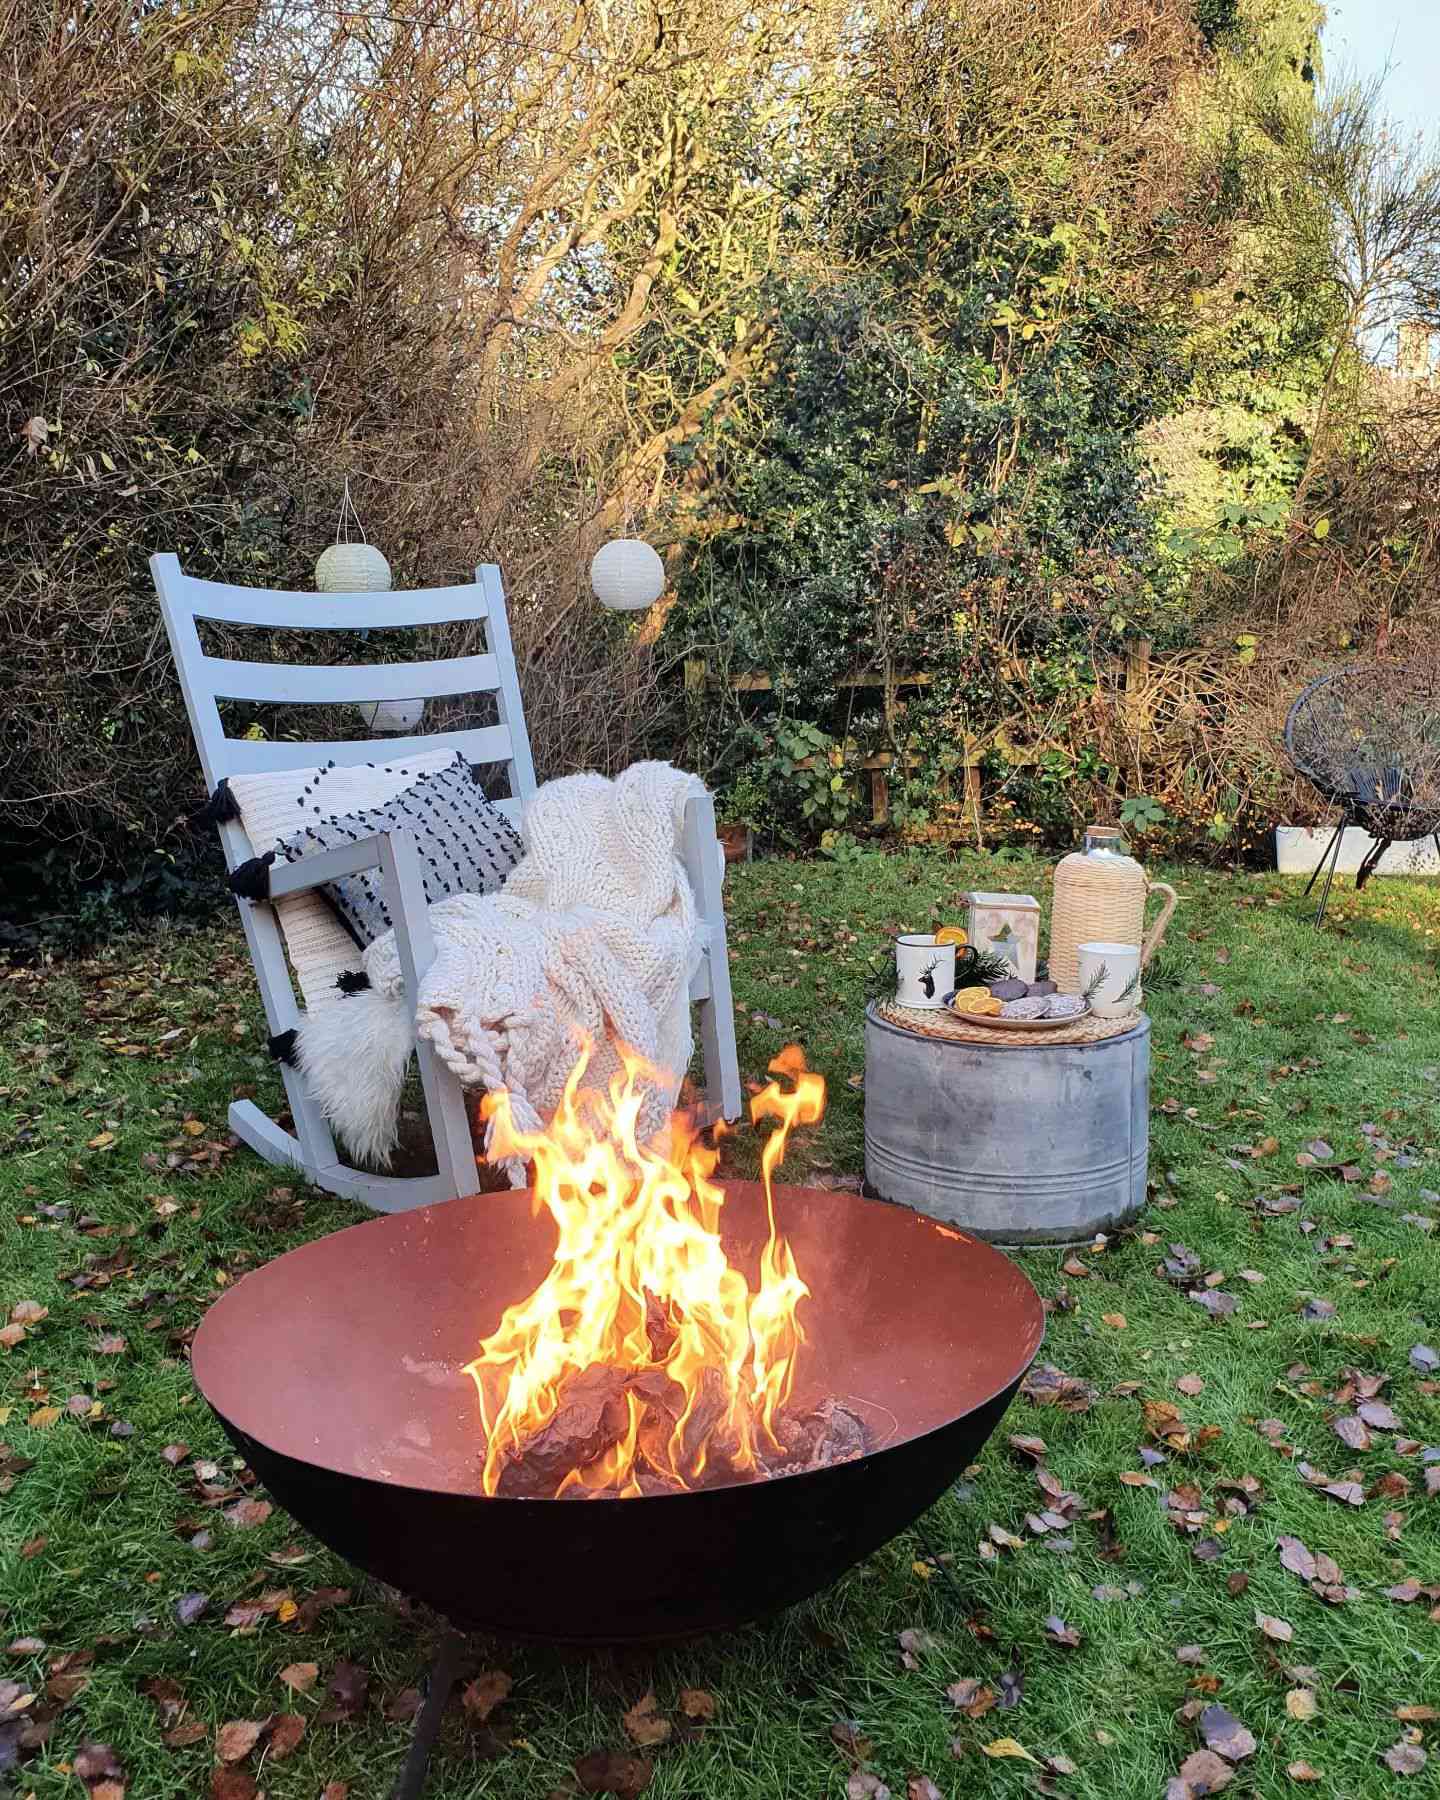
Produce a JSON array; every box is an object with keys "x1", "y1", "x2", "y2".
[{"x1": 3, "y1": 853, "x2": 1439, "y2": 1799}]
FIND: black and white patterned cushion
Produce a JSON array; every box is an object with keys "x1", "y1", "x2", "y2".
[{"x1": 276, "y1": 751, "x2": 524, "y2": 947}]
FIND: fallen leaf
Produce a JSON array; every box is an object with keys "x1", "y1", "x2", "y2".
[
  {"x1": 1174, "y1": 1748, "x2": 1233, "y2": 1794},
  {"x1": 906, "y1": 1777, "x2": 941, "y2": 1800},
  {"x1": 1287, "y1": 1761, "x2": 1322, "y2": 1781},
  {"x1": 27, "y1": 1406, "x2": 61, "y2": 1430},
  {"x1": 1256, "y1": 1613, "x2": 1294, "y2": 1643},
  {"x1": 1384, "y1": 1741, "x2": 1427, "y2": 1776},
  {"x1": 223, "y1": 1499, "x2": 272, "y2": 1530},
  {"x1": 278, "y1": 1661, "x2": 318, "y2": 1694},
  {"x1": 944, "y1": 1681, "x2": 996, "y2": 1720},
  {"x1": 326, "y1": 1658, "x2": 369, "y2": 1720},
  {"x1": 1410, "y1": 1345, "x2": 1438, "y2": 1374},
  {"x1": 1043, "y1": 1615, "x2": 1081, "y2": 1648},
  {"x1": 461, "y1": 1670, "x2": 512, "y2": 1724},
  {"x1": 847, "y1": 1777, "x2": 891, "y2": 1800},
  {"x1": 267, "y1": 1713, "x2": 305, "y2": 1758},
  {"x1": 1358, "y1": 1400, "x2": 1401, "y2": 1430},
  {"x1": 385, "y1": 1688, "x2": 424, "y2": 1723},
  {"x1": 831, "y1": 1721, "x2": 876, "y2": 1764},
  {"x1": 162, "y1": 1721, "x2": 207, "y2": 1748},
  {"x1": 575, "y1": 1749, "x2": 653, "y2": 1798},
  {"x1": 140, "y1": 1677, "x2": 187, "y2": 1726},
  {"x1": 1176, "y1": 1645, "x2": 1206, "y2": 1665},
  {"x1": 93, "y1": 1333, "x2": 127, "y2": 1355},
  {"x1": 1177, "y1": 1375, "x2": 1205, "y2": 1396},
  {"x1": 1333, "y1": 1415, "x2": 1371, "y2": 1452},
  {"x1": 216, "y1": 1720, "x2": 263, "y2": 1763},
  {"x1": 981, "y1": 1738, "x2": 1038, "y2": 1764},
  {"x1": 1201, "y1": 1705, "x2": 1256, "y2": 1761},
  {"x1": 1102, "y1": 1313, "x2": 1128, "y2": 1329},
  {"x1": 174, "y1": 1592, "x2": 209, "y2": 1626},
  {"x1": 208, "y1": 1773, "x2": 258, "y2": 1800},
  {"x1": 1286, "y1": 1689, "x2": 1318, "y2": 1722},
  {"x1": 321, "y1": 1786, "x2": 349, "y2": 1800},
  {"x1": 622, "y1": 1693, "x2": 671, "y2": 1747},
  {"x1": 74, "y1": 1743, "x2": 126, "y2": 1785},
  {"x1": 1396, "y1": 1707, "x2": 1440, "y2": 1723},
  {"x1": 679, "y1": 1688, "x2": 716, "y2": 1722}
]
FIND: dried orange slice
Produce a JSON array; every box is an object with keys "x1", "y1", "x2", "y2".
[
  {"x1": 950, "y1": 986, "x2": 1001, "y2": 1016},
  {"x1": 934, "y1": 925, "x2": 968, "y2": 947}
]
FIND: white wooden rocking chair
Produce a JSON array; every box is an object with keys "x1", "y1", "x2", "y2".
[{"x1": 152, "y1": 553, "x2": 742, "y2": 1212}]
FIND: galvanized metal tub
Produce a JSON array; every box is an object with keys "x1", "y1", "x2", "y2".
[{"x1": 863, "y1": 1003, "x2": 1150, "y2": 1244}]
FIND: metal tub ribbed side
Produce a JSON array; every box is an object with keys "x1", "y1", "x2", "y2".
[{"x1": 863, "y1": 1004, "x2": 1150, "y2": 1244}]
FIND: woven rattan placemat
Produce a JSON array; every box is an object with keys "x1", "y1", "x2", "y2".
[{"x1": 875, "y1": 998, "x2": 1144, "y2": 1047}]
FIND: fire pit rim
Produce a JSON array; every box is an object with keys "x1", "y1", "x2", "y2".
[{"x1": 191, "y1": 1182, "x2": 1046, "y2": 1504}]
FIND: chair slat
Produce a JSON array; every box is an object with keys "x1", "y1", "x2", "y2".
[
  {"x1": 219, "y1": 725, "x2": 514, "y2": 776},
  {"x1": 166, "y1": 577, "x2": 492, "y2": 630},
  {"x1": 204, "y1": 653, "x2": 498, "y2": 705}
]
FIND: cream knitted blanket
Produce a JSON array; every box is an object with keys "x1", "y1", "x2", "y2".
[{"x1": 294, "y1": 762, "x2": 705, "y2": 1180}]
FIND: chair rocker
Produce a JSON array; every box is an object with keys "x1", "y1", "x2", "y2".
[{"x1": 152, "y1": 553, "x2": 742, "y2": 1212}]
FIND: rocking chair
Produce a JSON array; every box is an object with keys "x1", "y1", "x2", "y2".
[
  {"x1": 152, "y1": 553, "x2": 742, "y2": 1211},
  {"x1": 1284, "y1": 662, "x2": 1440, "y2": 926}
]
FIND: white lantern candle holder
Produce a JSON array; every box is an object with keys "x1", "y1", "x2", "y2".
[{"x1": 590, "y1": 538, "x2": 666, "y2": 611}]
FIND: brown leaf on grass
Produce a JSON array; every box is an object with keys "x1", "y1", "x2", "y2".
[
  {"x1": 462, "y1": 1670, "x2": 512, "y2": 1724},
  {"x1": 1176, "y1": 1645, "x2": 1206, "y2": 1665},
  {"x1": 1426, "y1": 1465, "x2": 1440, "y2": 1498},
  {"x1": 385, "y1": 1688, "x2": 424, "y2": 1722},
  {"x1": 1007, "y1": 1434, "x2": 1047, "y2": 1461},
  {"x1": 321, "y1": 1786, "x2": 349, "y2": 1800},
  {"x1": 1358, "y1": 1400, "x2": 1401, "y2": 1430},
  {"x1": 208, "y1": 1773, "x2": 258, "y2": 1800},
  {"x1": 1396, "y1": 1707, "x2": 1440, "y2": 1723},
  {"x1": 93, "y1": 1333, "x2": 127, "y2": 1355},
  {"x1": 1256, "y1": 1613, "x2": 1294, "y2": 1643},
  {"x1": 216, "y1": 1720, "x2": 263, "y2": 1763},
  {"x1": 1043, "y1": 1615, "x2": 1082, "y2": 1647},
  {"x1": 1288, "y1": 1761, "x2": 1322, "y2": 1781},
  {"x1": 74, "y1": 1743, "x2": 125, "y2": 1786},
  {"x1": 160, "y1": 1443, "x2": 189, "y2": 1465},
  {"x1": 1201, "y1": 1705, "x2": 1257, "y2": 1761},
  {"x1": 1176, "y1": 1375, "x2": 1205, "y2": 1396},
  {"x1": 906, "y1": 1778, "x2": 943, "y2": 1800},
  {"x1": 20, "y1": 1535, "x2": 46, "y2": 1559},
  {"x1": 1102, "y1": 1312, "x2": 1128, "y2": 1329},
  {"x1": 1384, "y1": 1741, "x2": 1428, "y2": 1776},
  {"x1": 897, "y1": 1628, "x2": 938, "y2": 1670},
  {"x1": 162, "y1": 1721, "x2": 207, "y2": 1748},
  {"x1": 278, "y1": 1661, "x2": 318, "y2": 1694},
  {"x1": 1277, "y1": 1536, "x2": 1317, "y2": 1579},
  {"x1": 267, "y1": 1713, "x2": 305, "y2": 1759},
  {"x1": 10, "y1": 1301, "x2": 47, "y2": 1325},
  {"x1": 27, "y1": 1406, "x2": 61, "y2": 1430},
  {"x1": 0, "y1": 1324, "x2": 26, "y2": 1350},
  {"x1": 139, "y1": 1676, "x2": 187, "y2": 1726},
  {"x1": 325, "y1": 1658, "x2": 370, "y2": 1720},
  {"x1": 678, "y1": 1689, "x2": 717, "y2": 1722},
  {"x1": 622, "y1": 1693, "x2": 671, "y2": 1747},
  {"x1": 831, "y1": 1721, "x2": 876, "y2": 1764},
  {"x1": 1171, "y1": 1748, "x2": 1233, "y2": 1795},
  {"x1": 223, "y1": 1499, "x2": 272, "y2": 1530},
  {"x1": 1286, "y1": 1689, "x2": 1318, "y2": 1722},
  {"x1": 1333, "y1": 1415, "x2": 1372, "y2": 1452},
  {"x1": 847, "y1": 1777, "x2": 891, "y2": 1800},
  {"x1": 945, "y1": 1680, "x2": 998, "y2": 1720},
  {"x1": 575, "y1": 1749, "x2": 653, "y2": 1798}
]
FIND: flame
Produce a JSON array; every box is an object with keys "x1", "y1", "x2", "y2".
[{"x1": 464, "y1": 1041, "x2": 825, "y2": 1499}]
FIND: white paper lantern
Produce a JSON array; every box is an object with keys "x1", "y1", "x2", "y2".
[
  {"x1": 357, "y1": 698, "x2": 426, "y2": 734},
  {"x1": 315, "y1": 541, "x2": 392, "y2": 593},
  {"x1": 590, "y1": 538, "x2": 666, "y2": 611}
]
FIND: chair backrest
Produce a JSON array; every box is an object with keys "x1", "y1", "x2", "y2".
[
  {"x1": 151, "y1": 555, "x2": 537, "y2": 823},
  {"x1": 1285, "y1": 662, "x2": 1440, "y2": 813}
]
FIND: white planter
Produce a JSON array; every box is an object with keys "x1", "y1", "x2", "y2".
[{"x1": 1274, "y1": 826, "x2": 1440, "y2": 876}]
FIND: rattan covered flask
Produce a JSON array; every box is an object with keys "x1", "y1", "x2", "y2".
[{"x1": 1049, "y1": 824, "x2": 1178, "y2": 996}]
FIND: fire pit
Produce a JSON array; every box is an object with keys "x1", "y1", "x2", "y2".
[
  {"x1": 193, "y1": 1047, "x2": 1041, "y2": 1663},
  {"x1": 195, "y1": 1178, "x2": 1041, "y2": 1640}
]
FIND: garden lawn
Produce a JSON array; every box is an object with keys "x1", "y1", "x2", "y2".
[{"x1": 3, "y1": 851, "x2": 1439, "y2": 1800}]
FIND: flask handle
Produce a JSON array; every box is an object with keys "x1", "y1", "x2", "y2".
[{"x1": 1142, "y1": 881, "x2": 1178, "y2": 967}]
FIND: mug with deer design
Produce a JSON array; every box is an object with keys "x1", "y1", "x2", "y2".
[{"x1": 894, "y1": 935, "x2": 956, "y2": 1010}]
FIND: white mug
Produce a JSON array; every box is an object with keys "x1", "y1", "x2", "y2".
[
  {"x1": 1076, "y1": 940, "x2": 1142, "y2": 1018},
  {"x1": 895, "y1": 935, "x2": 956, "y2": 1009}
]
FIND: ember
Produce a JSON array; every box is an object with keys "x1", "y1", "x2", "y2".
[{"x1": 465, "y1": 1042, "x2": 858, "y2": 1499}]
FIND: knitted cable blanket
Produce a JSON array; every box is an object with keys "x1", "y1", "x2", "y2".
[{"x1": 294, "y1": 761, "x2": 706, "y2": 1179}]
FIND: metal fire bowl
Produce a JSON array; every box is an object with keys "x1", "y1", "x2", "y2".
[{"x1": 192, "y1": 1182, "x2": 1044, "y2": 1643}]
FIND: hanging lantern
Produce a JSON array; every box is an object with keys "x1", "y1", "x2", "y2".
[
  {"x1": 590, "y1": 538, "x2": 666, "y2": 611},
  {"x1": 315, "y1": 478, "x2": 393, "y2": 593}
]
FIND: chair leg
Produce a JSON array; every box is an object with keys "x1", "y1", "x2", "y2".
[
  {"x1": 1303, "y1": 819, "x2": 1345, "y2": 897},
  {"x1": 228, "y1": 1101, "x2": 461, "y2": 1212},
  {"x1": 1354, "y1": 834, "x2": 1391, "y2": 892},
  {"x1": 1312, "y1": 819, "x2": 1348, "y2": 928}
]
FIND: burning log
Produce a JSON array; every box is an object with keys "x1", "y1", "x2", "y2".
[{"x1": 494, "y1": 1365, "x2": 631, "y2": 1498}]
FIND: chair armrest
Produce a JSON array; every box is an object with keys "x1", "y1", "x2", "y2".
[{"x1": 265, "y1": 830, "x2": 398, "y2": 900}]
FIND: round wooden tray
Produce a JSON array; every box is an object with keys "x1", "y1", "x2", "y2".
[{"x1": 875, "y1": 998, "x2": 1143, "y2": 1048}]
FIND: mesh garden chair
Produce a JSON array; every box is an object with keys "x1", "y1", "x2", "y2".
[
  {"x1": 1284, "y1": 662, "x2": 1440, "y2": 925},
  {"x1": 152, "y1": 554, "x2": 741, "y2": 1211}
]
